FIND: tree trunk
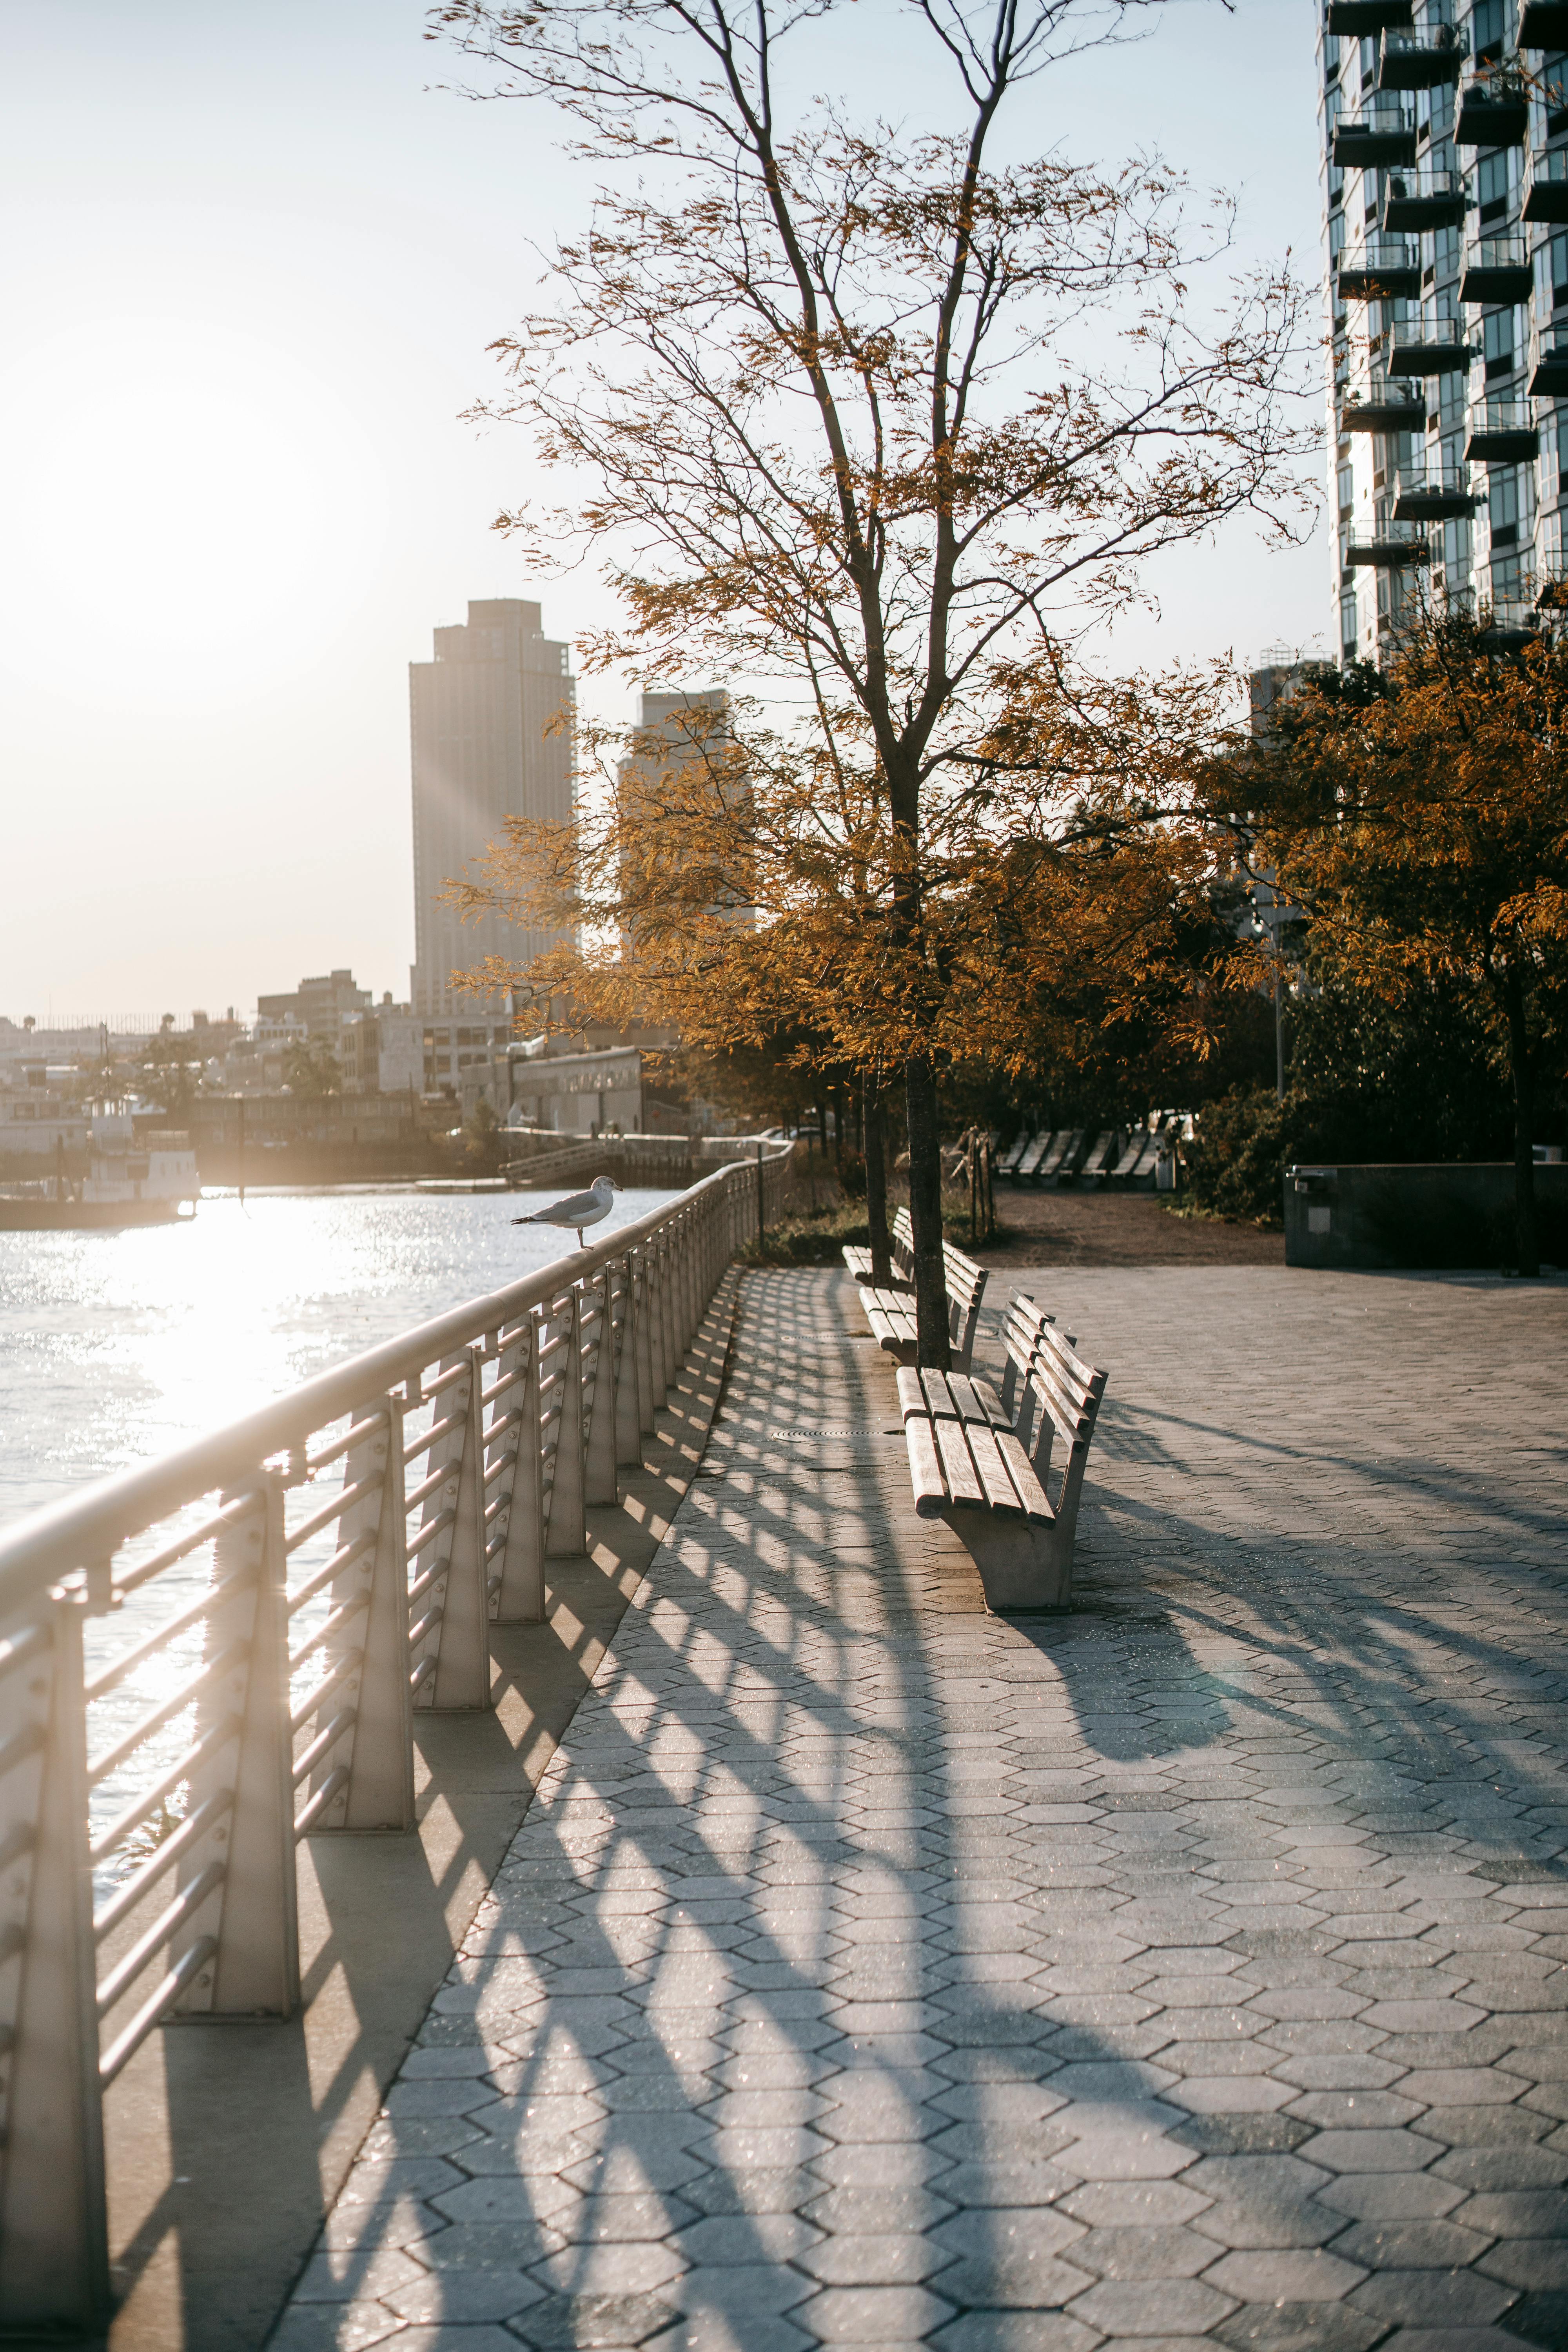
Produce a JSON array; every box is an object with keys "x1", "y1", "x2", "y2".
[
  {"x1": 904, "y1": 1053, "x2": 951, "y2": 1369},
  {"x1": 1504, "y1": 978, "x2": 1540, "y2": 1277},
  {"x1": 863, "y1": 1071, "x2": 893, "y2": 1287}
]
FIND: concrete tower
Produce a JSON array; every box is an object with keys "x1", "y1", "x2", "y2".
[{"x1": 408, "y1": 599, "x2": 575, "y2": 1018}]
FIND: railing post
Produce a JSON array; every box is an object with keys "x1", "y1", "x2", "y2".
[
  {"x1": 178, "y1": 1475, "x2": 300, "y2": 2018},
  {"x1": 490, "y1": 1318, "x2": 545, "y2": 1622},
  {"x1": 311, "y1": 1395, "x2": 414, "y2": 1834},
  {"x1": 613, "y1": 1258, "x2": 643, "y2": 1470},
  {"x1": 656, "y1": 1235, "x2": 677, "y2": 1396},
  {"x1": 633, "y1": 1250, "x2": 657, "y2": 1435},
  {"x1": 584, "y1": 1268, "x2": 619, "y2": 1507},
  {"x1": 0, "y1": 1598, "x2": 111, "y2": 2336},
  {"x1": 545, "y1": 1288, "x2": 587, "y2": 1557},
  {"x1": 421, "y1": 1349, "x2": 493, "y2": 1713}
]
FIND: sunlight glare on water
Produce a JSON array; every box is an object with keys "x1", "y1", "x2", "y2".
[
  {"x1": 0, "y1": 1185, "x2": 682, "y2": 1886},
  {"x1": 0, "y1": 1186, "x2": 678, "y2": 1523}
]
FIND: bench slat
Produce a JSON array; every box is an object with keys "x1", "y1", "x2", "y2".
[
  {"x1": 904, "y1": 1416, "x2": 948, "y2": 1516},
  {"x1": 995, "y1": 1428, "x2": 1054, "y2": 1521},
  {"x1": 968, "y1": 1376, "x2": 1012, "y2": 1428},
  {"x1": 946, "y1": 1372, "x2": 1010, "y2": 1429},
  {"x1": 919, "y1": 1367, "x2": 960, "y2": 1420},
  {"x1": 933, "y1": 1414, "x2": 986, "y2": 1508},
  {"x1": 866, "y1": 1307, "x2": 916, "y2": 1355},
  {"x1": 966, "y1": 1420, "x2": 1026, "y2": 1514}
]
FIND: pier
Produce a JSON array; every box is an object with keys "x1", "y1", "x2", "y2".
[{"x1": 1, "y1": 1192, "x2": 1566, "y2": 2350}]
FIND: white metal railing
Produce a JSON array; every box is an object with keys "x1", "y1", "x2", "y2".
[{"x1": 0, "y1": 1151, "x2": 789, "y2": 2336}]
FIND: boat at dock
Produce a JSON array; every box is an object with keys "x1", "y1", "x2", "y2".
[{"x1": 0, "y1": 1102, "x2": 200, "y2": 1231}]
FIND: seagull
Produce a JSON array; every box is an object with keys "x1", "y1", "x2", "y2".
[{"x1": 512, "y1": 1174, "x2": 620, "y2": 1249}]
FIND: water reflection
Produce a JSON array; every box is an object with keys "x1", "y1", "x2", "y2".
[
  {"x1": 0, "y1": 1185, "x2": 679, "y2": 1885},
  {"x1": 0, "y1": 1187, "x2": 675, "y2": 1522}
]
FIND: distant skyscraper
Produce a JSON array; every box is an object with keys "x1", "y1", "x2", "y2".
[
  {"x1": 617, "y1": 689, "x2": 757, "y2": 938},
  {"x1": 409, "y1": 598, "x2": 575, "y2": 1018},
  {"x1": 1321, "y1": 0, "x2": 1568, "y2": 663}
]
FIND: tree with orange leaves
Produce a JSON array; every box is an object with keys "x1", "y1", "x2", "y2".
[
  {"x1": 450, "y1": 670, "x2": 1244, "y2": 1296},
  {"x1": 429, "y1": 0, "x2": 1312, "y2": 1362},
  {"x1": 1214, "y1": 613, "x2": 1568, "y2": 1277}
]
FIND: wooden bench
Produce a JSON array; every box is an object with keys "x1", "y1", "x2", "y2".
[
  {"x1": 897, "y1": 1292, "x2": 1107, "y2": 1610},
  {"x1": 842, "y1": 1204, "x2": 987, "y2": 1372}
]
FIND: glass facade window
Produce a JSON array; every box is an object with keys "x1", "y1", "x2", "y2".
[
  {"x1": 1490, "y1": 465, "x2": 1522, "y2": 544},
  {"x1": 1320, "y1": 0, "x2": 1559, "y2": 659},
  {"x1": 1546, "y1": 233, "x2": 1568, "y2": 310},
  {"x1": 1482, "y1": 306, "x2": 1519, "y2": 379},
  {"x1": 1477, "y1": 153, "x2": 1511, "y2": 224}
]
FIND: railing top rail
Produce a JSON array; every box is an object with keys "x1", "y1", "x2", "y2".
[{"x1": 0, "y1": 1153, "x2": 783, "y2": 1612}]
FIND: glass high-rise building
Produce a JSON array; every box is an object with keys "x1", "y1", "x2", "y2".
[
  {"x1": 1323, "y1": 0, "x2": 1568, "y2": 659},
  {"x1": 408, "y1": 598, "x2": 575, "y2": 1018}
]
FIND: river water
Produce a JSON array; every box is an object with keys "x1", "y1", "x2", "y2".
[
  {"x1": 0, "y1": 1185, "x2": 678, "y2": 1525},
  {"x1": 0, "y1": 1186, "x2": 680, "y2": 1880}
]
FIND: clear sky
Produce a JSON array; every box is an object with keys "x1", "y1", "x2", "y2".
[{"x1": 0, "y1": 0, "x2": 1325, "y2": 1026}]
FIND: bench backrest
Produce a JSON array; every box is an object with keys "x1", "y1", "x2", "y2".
[
  {"x1": 890, "y1": 1205, "x2": 987, "y2": 1369},
  {"x1": 1000, "y1": 1294, "x2": 1108, "y2": 1550}
]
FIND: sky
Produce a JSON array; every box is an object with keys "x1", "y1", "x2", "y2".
[{"x1": 0, "y1": 0, "x2": 1327, "y2": 1027}]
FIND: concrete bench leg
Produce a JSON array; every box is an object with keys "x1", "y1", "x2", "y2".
[{"x1": 940, "y1": 1508, "x2": 1071, "y2": 1610}]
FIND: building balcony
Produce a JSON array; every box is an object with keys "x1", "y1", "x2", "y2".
[
  {"x1": 1339, "y1": 376, "x2": 1428, "y2": 435},
  {"x1": 1528, "y1": 327, "x2": 1568, "y2": 395},
  {"x1": 1455, "y1": 69, "x2": 1531, "y2": 148},
  {"x1": 1337, "y1": 239, "x2": 1423, "y2": 299},
  {"x1": 1334, "y1": 107, "x2": 1419, "y2": 168},
  {"x1": 1519, "y1": 0, "x2": 1568, "y2": 48},
  {"x1": 1466, "y1": 398, "x2": 1541, "y2": 459},
  {"x1": 1327, "y1": 0, "x2": 1412, "y2": 27},
  {"x1": 1345, "y1": 516, "x2": 1432, "y2": 566},
  {"x1": 1386, "y1": 315, "x2": 1475, "y2": 374},
  {"x1": 1341, "y1": 377, "x2": 1427, "y2": 432},
  {"x1": 1378, "y1": 25, "x2": 1465, "y2": 87},
  {"x1": 1479, "y1": 598, "x2": 1541, "y2": 646},
  {"x1": 1392, "y1": 466, "x2": 1480, "y2": 519},
  {"x1": 1524, "y1": 146, "x2": 1568, "y2": 223},
  {"x1": 1460, "y1": 232, "x2": 1534, "y2": 304},
  {"x1": 1383, "y1": 169, "x2": 1468, "y2": 230}
]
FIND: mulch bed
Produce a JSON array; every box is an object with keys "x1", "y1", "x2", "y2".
[{"x1": 969, "y1": 1185, "x2": 1285, "y2": 1269}]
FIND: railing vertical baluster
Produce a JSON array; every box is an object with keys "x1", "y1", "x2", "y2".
[
  {"x1": 178, "y1": 1476, "x2": 300, "y2": 2018},
  {"x1": 0, "y1": 1599, "x2": 110, "y2": 2334},
  {"x1": 656, "y1": 1236, "x2": 676, "y2": 1398},
  {"x1": 584, "y1": 1268, "x2": 619, "y2": 1507},
  {"x1": 423, "y1": 1348, "x2": 493, "y2": 1711},
  {"x1": 679, "y1": 1207, "x2": 699, "y2": 1350},
  {"x1": 316, "y1": 1395, "x2": 414, "y2": 1832},
  {"x1": 633, "y1": 1250, "x2": 656, "y2": 1436},
  {"x1": 491, "y1": 1319, "x2": 545, "y2": 1622},
  {"x1": 546, "y1": 1288, "x2": 588, "y2": 1557},
  {"x1": 614, "y1": 1257, "x2": 643, "y2": 1468}
]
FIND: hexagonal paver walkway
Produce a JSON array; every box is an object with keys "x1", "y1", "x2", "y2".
[{"x1": 273, "y1": 1263, "x2": 1568, "y2": 2352}]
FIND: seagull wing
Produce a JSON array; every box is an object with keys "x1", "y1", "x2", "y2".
[{"x1": 512, "y1": 1187, "x2": 604, "y2": 1225}]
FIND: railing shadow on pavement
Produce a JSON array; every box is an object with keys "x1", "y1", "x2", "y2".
[{"x1": 0, "y1": 1152, "x2": 790, "y2": 2342}]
